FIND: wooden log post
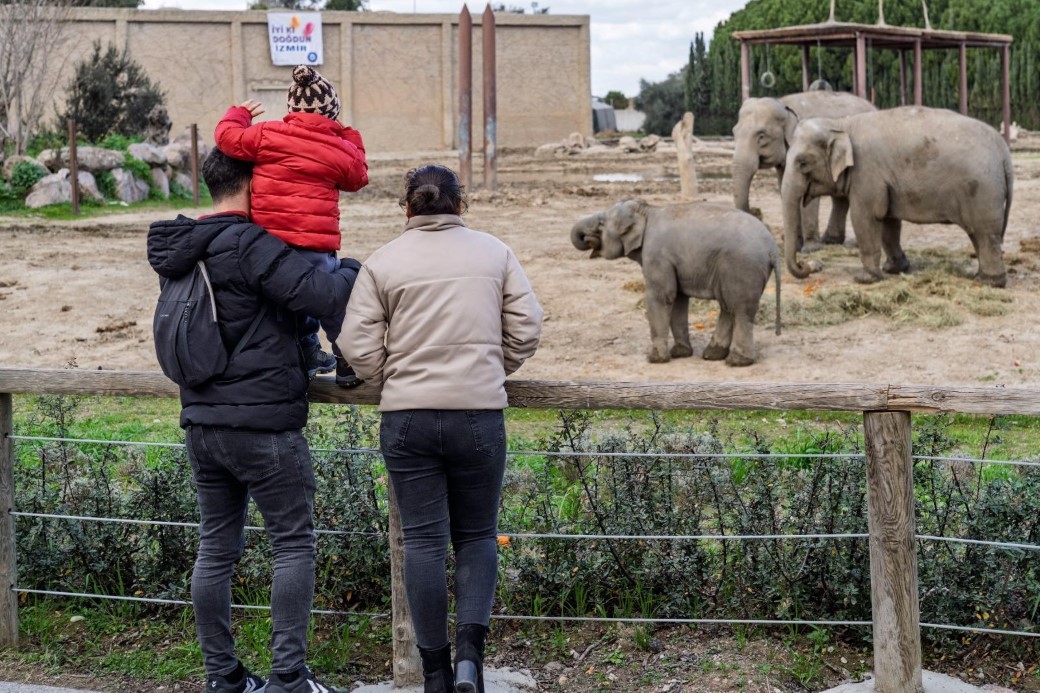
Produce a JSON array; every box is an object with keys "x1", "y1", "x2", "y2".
[
  {"x1": 671, "y1": 112, "x2": 698, "y2": 201},
  {"x1": 481, "y1": 4, "x2": 497, "y2": 192},
  {"x1": 0, "y1": 393, "x2": 18, "y2": 647},
  {"x1": 458, "y1": 5, "x2": 473, "y2": 189},
  {"x1": 67, "y1": 120, "x2": 79, "y2": 216},
  {"x1": 863, "y1": 411, "x2": 923, "y2": 693},
  {"x1": 190, "y1": 124, "x2": 201, "y2": 206},
  {"x1": 388, "y1": 483, "x2": 422, "y2": 686}
]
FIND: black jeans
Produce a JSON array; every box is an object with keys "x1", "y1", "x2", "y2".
[
  {"x1": 185, "y1": 425, "x2": 317, "y2": 676},
  {"x1": 380, "y1": 409, "x2": 507, "y2": 650}
]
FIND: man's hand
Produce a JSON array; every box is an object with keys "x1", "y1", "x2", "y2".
[{"x1": 238, "y1": 100, "x2": 265, "y2": 119}]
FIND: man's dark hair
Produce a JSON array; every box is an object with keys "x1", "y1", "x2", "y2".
[{"x1": 202, "y1": 148, "x2": 253, "y2": 202}]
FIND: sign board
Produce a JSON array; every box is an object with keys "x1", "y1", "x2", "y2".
[{"x1": 267, "y1": 12, "x2": 323, "y2": 66}]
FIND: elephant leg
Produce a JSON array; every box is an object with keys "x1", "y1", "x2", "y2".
[
  {"x1": 850, "y1": 208, "x2": 885, "y2": 284},
  {"x1": 645, "y1": 288, "x2": 673, "y2": 363},
  {"x1": 725, "y1": 307, "x2": 757, "y2": 367},
  {"x1": 702, "y1": 308, "x2": 733, "y2": 361},
  {"x1": 881, "y1": 218, "x2": 910, "y2": 274},
  {"x1": 972, "y1": 228, "x2": 1007, "y2": 288},
  {"x1": 669, "y1": 294, "x2": 693, "y2": 359},
  {"x1": 800, "y1": 197, "x2": 823, "y2": 253},
  {"x1": 822, "y1": 196, "x2": 850, "y2": 245}
]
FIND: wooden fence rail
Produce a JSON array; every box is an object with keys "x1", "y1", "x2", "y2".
[{"x1": 1, "y1": 367, "x2": 1038, "y2": 691}]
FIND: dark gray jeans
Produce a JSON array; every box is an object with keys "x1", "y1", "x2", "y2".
[
  {"x1": 380, "y1": 409, "x2": 507, "y2": 650},
  {"x1": 186, "y1": 425, "x2": 317, "y2": 676}
]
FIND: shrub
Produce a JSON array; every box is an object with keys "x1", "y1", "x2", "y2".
[
  {"x1": 97, "y1": 133, "x2": 142, "y2": 152},
  {"x1": 96, "y1": 170, "x2": 117, "y2": 200},
  {"x1": 10, "y1": 160, "x2": 47, "y2": 196},
  {"x1": 61, "y1": 41, "x2": 166, "y2": 144},
  {"x1": 25, "y1": 128, "x2": 68, "y2": 158}
]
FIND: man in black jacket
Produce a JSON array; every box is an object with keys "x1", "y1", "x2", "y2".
[{"x1": 147, "y1": 150, "x2": 354, "y2": 693}]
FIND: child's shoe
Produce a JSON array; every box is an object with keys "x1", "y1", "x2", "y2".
[
  {"x1": 205, "y1": 663, "x2": 266, "y2": 692},
  {"x1": 335, "y1": 357, "x2": 363, "y2": 388},
  {"x1": 303, "y1": 345, "x2": 337, "y2": 378}
]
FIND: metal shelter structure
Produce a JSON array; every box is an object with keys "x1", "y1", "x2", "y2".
[{"x1": 731, "y1": 21, "x2": 1013, "y2": 143}]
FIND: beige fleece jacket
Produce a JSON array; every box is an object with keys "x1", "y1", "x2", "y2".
[{"x1": 338, "y1": 214, "x2": 543, "y2": 411}]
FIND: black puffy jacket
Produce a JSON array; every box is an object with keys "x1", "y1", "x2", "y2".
[{"x1": 147, "y1": 212, "x2": 359, "y2": 430}]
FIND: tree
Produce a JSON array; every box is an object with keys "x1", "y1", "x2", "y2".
[
  {"x1": 603, "y1": 90, "x2": 629, "y2": 109},
  {"x1": 0, "y1": 0, "x2": 72, "y2": 154},
  {"x1": 684, "y1": 33, "x2": 711, "y2": 134},
  {"x1": 61, "y1": 41, "x2": 166, "y2": 144},
  {"x1": 249, "y1": 0, "x2": 366, "y2": 9},
  {"x1": 635, "y1": 70, "x2": 686, "y2": 136}
]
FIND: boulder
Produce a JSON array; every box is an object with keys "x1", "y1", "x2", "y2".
[
  {"x1": 618, "y1": 135, "x2": 640, "y2": 153},
  {"x1": 145, "y1": 104, "x2": 172, "y2": 146},
  {"x1": 150, "y1": 167, "x2": 170, "y2": 199},
  {"x1": 35, "y1": 146, "x2": 124, "y2": 173},
  {"x1": 111, "y1": 167, "x2": 149, "y2": 203},
  {"x1": 3, "y1": 155, "x2": 48, "y2": 182},
  {"x1": 639, "y1": 134, "x2": 662, "y2": 151},
  {"x1": 164, "y1": 139, "x2": 209, "y2": 171},
  {"x1": 23, "y1": 169, "x2": 101, "y2": 207},
  {"x1": 173, "y1": 171, "x2": 194, "y2": 194},
  {"x1": 535, "y1": 142, "x2": 566, "y2": 157},
  {"x1": 566, "y1": 132, "x2": 588, "y2": 149},
  {"x1": 128, "y1": 142, "x2": 167, "y2": 166}
]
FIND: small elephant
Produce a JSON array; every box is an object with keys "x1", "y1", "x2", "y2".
[
  {"x1": 732, "y1": 91, "x2": 875, "y2": 251},
  {"x1": 571, "y1": 200, "x2": 781, "y2": 367},
  {"x1": 781, "y1": 106, "x2": 1014, "y2": 287}
]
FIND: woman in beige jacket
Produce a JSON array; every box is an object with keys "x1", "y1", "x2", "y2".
[{"x1": 338, "y1": 164, "x2": 543, "y2": 693}]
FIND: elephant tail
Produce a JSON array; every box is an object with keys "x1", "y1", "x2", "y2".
[
  {"x1": 772, "y1": 247, "x2": 782, "y2": 336},
  {"x1": 1001, "y1": 153, "x2": 1014, "y2": 243}
]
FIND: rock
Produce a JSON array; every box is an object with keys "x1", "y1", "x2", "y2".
[
  {"x1": 173, "y1": 171, "x2": 194, "y2": 194},
  {"x1": 111, "y1": 167, "x2": 149, "y2": 203},
  {"x1": 618, "y1": 135, "x2": 640, "y2": 153},
  {"x1": 639, "y1": 133, "x2": 662, "y2": 151},
  {"x1": 566, "y1": 132, "x2": 587, "y2": 149},
  {"x1": 128, "y1": 142, "x2": 167, "y2": 166},
  {"x1": 24, "y1": 169, "x2": 105, "y2": 207},
  {"x1": 36, "y1": 146, "x2": 123, "y2": 172},
  {"x1": 535, "y1": 142, "x2": 563, "y2": 157},
  {"x1": 172, "y1": 127, "x2": 211, "y2": 161},
  {"x1": 164, "y1": 139, "x2": 209, "y2": 171},
  {"x1": 3, "y1": 155, "x2": 48, "y2": 182},
  {"x1": 24, "y1": 171, "x2": 71, "y2": 208},
  {"x1": 150, "y1": 167, "x2": 170, "y2": 199},
  {"x1": 145, "y1": 104, "x2": 172, "y2": 146}
]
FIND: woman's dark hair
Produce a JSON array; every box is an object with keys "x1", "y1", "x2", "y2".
[{"x1": 399, "y1": 164, "x2": 468, "y2": 216}]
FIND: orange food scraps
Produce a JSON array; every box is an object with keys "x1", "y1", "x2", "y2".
[{"x1": 497, "y1": 535, "x2": 511, "y2": 547}]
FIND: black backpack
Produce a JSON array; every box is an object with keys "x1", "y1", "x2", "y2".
[{"x1": 153, "y1": 261, "x2": 266, "y2": 388}]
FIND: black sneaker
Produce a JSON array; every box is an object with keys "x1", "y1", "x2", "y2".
[
  {"x1": 303, "y1": 345, "x2": 337, "y2": 378},
  {"x1": 335, "y1": 357, "x2": 363, "y2": 389},
  {"x1": 206, "y1": 664, "x2": 266, "y2": 693},
  {"x1": 266, "y1": 666, "x2": 342, "y2": 693}
]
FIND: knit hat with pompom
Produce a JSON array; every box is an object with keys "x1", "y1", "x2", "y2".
[{"x1": 286, "y1": 65, "x2": 340, "y2": 121}]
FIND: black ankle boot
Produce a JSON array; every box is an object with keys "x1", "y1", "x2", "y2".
[
  {"x1": 418, "y1": 644, "x2": 454, "y2": 693},
  {"x1": 454, "y1": 623, "x2": 487, "y2": 693}
]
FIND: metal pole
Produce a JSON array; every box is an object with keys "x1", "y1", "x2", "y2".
[
  {"x1": 855, "y1": 33, "x2": 867, "y2": 100},
  {"x1": 864, "y1": 411, "x2": 923, "y2": 693},
  {"x1": 190, "y1": 124, "x2": 200, "y2": 206},
  {"x1": 958, "y1": 43, "x2": 968, "y2": 115},
  {"x1": 482, "y1": 3, "x2": 497, "y2": 191},
  {"x1": 1002, "y1": 44, "x2": 1012, "y2": 145},
  {"x1": 899, "y1": 50, "x2": 908, "y2": 106},
  {"x1": 0, "y1": 393, "x2": 18, "y2": 647},
  {"x1": 459, "y1": 5, "x2": 473, "y2": 189},
  {"x1": 67, "y1": 120, "x2": 79, "y2": 216},
  {"x1": 913, "y1": 39, "x2": 923, "y2": 105},
  {"x1": 801, "y1": 44, "x2": 810, "y2": 92}
]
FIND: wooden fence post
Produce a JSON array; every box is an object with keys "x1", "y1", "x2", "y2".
[
  {"x1": 0, "y1": 393, "x2": 18, "y2": 647},
  {"x1": 481, "y1": 3, "x2": 497, "y2": 192},
  {"x1": 388, "y1": 483, "x2": 422, "y2": 686},
  {"x1": 67, "y1": 119, "x2": 79, "y2": 216},
  {"x1": 863, "y1": 410, "x2": 923, "y2": 693}
]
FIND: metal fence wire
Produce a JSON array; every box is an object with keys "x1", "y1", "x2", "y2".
[{"x1": 6, "y1": 433, "x2": 1039, "y2": 638}]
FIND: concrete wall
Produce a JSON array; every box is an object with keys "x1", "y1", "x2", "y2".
[{"x1": 53, "y1": 9, "x2": 591, "y2": 152}]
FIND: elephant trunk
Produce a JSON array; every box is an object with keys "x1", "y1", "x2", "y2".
[
  {"x1": 570, "y1": 214, "x2": 603, "y2": 257},
  {"x1": 731, "y1": 152, "x2": 759, "y2": 213},
  {"x1": 781, "y1": 171, "x2": 812, "y2": 279}
]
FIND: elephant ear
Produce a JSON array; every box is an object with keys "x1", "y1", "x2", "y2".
[
  {"x1": 828, "y1": 129, "x2": 854, "y2": 184},
  {"x1": 619, "y1": 200, "x2": 648, "y2": 256},
  {"x1": 783, "y1": 107, "x2": 800, "y2": 146}
]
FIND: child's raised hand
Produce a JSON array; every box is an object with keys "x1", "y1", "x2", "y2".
[{"x1": 239, "y1": 100, "x2": 265, "y2": 119}]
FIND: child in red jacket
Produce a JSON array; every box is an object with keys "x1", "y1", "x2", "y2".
[{"x1": 215, "y1": 65, "x2": 368, "y2": 387}]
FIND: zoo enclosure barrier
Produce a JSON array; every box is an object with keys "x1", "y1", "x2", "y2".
[
  {"x1": 0, "y1": 368, "x2": 1039, "y2": 690},
  {"x1": 57, "y1": 120, "x2": 202, "y2": 216}
]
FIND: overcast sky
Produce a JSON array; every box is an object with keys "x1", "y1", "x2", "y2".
[{"x1": 140, "y1": 0, "x2": 752, "y2": 96}]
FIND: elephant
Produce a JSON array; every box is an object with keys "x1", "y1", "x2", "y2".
[
  {"x1": 571, "y1": 200, "x2": 781, "y2": 367},
  {"x1": 732, "y1": 90, "x2": 875, "y2": 250},
  {"x1": 781, "y1": 106, "x2": 1014, "y2": 287}
]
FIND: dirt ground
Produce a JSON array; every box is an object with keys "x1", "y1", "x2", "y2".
[{"x1": 2, "y1": 142, "x2": 1040, "y2": 389}]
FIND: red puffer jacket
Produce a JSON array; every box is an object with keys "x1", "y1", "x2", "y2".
[{"x1": 214, "y1": 106, "x2": 368, "y2": 252}]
